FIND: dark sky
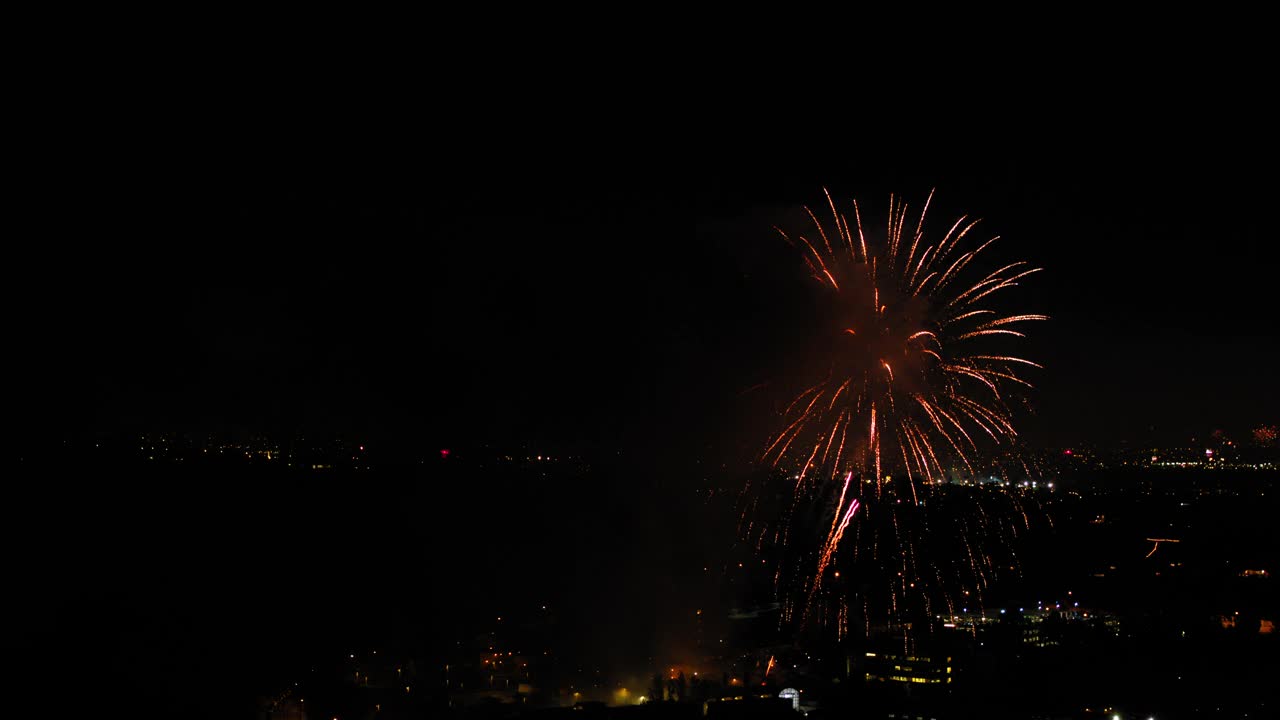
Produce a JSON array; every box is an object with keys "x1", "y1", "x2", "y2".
[{"x1": 14, "y1": 113, "x2": 1275, "y2": 454}]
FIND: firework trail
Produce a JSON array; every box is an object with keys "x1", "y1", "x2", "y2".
[{"x1": 751, "y1": 189, "x2": 1047, "y2": 644}]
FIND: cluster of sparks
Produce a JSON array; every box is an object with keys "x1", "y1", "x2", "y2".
[
  {"x1": 1253, "y1": 425, "x2": 1278, "y2": 447},
  {"x1": 747, "y1": 189, "x2": 1047, "y2": 644}
]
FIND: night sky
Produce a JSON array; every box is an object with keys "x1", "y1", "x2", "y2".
[{"x1": 14, "y1": 117, "x2": 1276, "y2": 453}]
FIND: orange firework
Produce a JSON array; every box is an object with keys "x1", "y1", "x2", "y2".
[
  {"x1": 766, "y1": 189, "x2": 1045, "y2": 489},
  {"x1": 754, "y1": 189, "x2": 1047, "y2": 645}
]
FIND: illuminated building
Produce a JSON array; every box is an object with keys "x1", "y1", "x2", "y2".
[
  {"x1": 1018, "y1": 612, "x2": 1061, "y2": 648},
  {"x1": 863, "y1": 652, "x2": 952, "y2": 686},
  {"x1": 778, "y1": 688, "x2": 800, "y2": 711}
]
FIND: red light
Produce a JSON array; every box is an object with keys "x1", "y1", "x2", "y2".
[
  {"x1": 1064, "y1": 449, "x2": 1072, "y2": 455},
  {"x1": 440, "y1": 449, "x2": 451, "y2": 458}
]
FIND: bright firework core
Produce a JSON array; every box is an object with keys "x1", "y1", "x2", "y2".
[{"x1": 831, "y1": 266, "x2": 929, "y2": 390}]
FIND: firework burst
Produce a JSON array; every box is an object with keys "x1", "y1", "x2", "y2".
[{"x1": 750, "y1": 189, "x2": 1047, "y2": 645}]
